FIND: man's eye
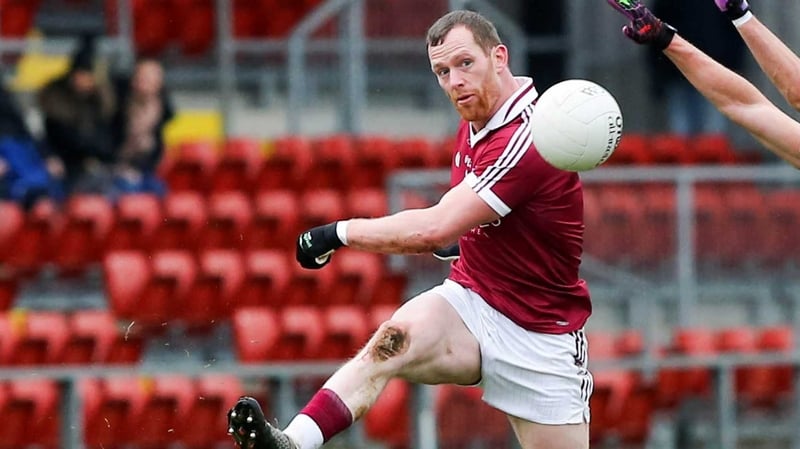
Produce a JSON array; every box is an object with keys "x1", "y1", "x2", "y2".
[
  {"x1": 461, "y1": 59, "x2": 473, "y2": 67},
  {"x1": 437, "y1": 68, "x2": 450, "y2": 77}
]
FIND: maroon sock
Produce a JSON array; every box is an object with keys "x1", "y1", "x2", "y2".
[{"x1": 299, "y1": 388, "x2": 353, "y2": 442}]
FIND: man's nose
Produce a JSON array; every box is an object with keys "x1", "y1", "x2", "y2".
[{"x1": 448, "y1": 70, "x2": 465, "y2": 88}]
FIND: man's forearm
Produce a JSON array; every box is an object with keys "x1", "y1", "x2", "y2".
[
  {"x1": 665, "y1": 36, "x2": 800, "y2": 168},
  {"x1": 737, "y1": 17, "x2": 800, "y2": 110},
  {"x1": 345, "y1": 208, "x2": 454, "y2": 255}
]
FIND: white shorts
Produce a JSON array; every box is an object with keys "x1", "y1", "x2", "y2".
[{"x1": 430, "y1": 279, "x2": 593, "y2": 425}]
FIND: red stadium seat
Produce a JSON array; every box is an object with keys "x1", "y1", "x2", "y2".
[
  {"x1": 718, "y1": 184, "x2": 767, "y2": 267},
  {"x1": 232, "y1": 306, "x2": 280, "y2": 362},
  {"x1": 763, "y1": 189, "x2": 800, "y2": 268},
  {"x1": 106, "y1": 193, "x2": 162, "y2": 252},
  {"x1": 160, "y1": 140, "x2": 218, "y2": 192},
  {"x1": 63, "y1": 310, "x2": 120, "y2": 364},
  {"x1": 173, "y1": 0, "x2": 215, "y2": 56},
  {"x1": 693, "y1": 185, "x2": 726, "y2": 268},
  {"x1": 656, "y1": 327, "x2": 716, "y2": 408},
  {"x1": 274, "y1": 305, "x2": 324, "y2": 360},
  {"x1": 436, "y1": 385, "x2": 509, "y2": 449},
  {"x1": 345, "y1": 188, "x2": 388, "y2": 219},
  {"x1": 213, "y1": 137, "x2": 265, "y2": 193},
  {"x1": 51, "y1": 194, "x2": 115, "y2": 274},
  {"x1": 687, "y1": 133, "x2": 737, "y2": 164},
  {"x1": 180, "y1": 375, "x2": 245, "y2": 449},
  {"x1": 0, "y1": 270, "x2": 17, "y2": 312},
  {"x1": 3, "y1": 199, "x2": 58, "y2": 274},
  {"x1": 370, "y1": 264, "x2": 408, "y2": 306},
  {"x1": 298, "y1": 189, "x2": 346, "y2": 231},
  {"x1": 151, "y1": 191, "x2": 207, "y2": 251},
  {"x1": 7, "y1": 310, "x2": 70, "y2": 365},
  {"x1": 256, "y1": 136, "x2": 313, "y2": 192},
  {"x1": 237, "y1": 249, "x2": 291, "y2": 309},
  {"x1": 364, "y1": 379, "x2": 410, "y2": 449},
  {"x1": 0, "y1": 201, "x2": 24, "y2": 262},
  {"x1": 285, "y1": 261, "x2": 336, "y2": 306},
  {"x1": 715, "y1": 326, "x2": 759, "y2": 404},
  {"x1": 395, "y1": 137, "x2": 439, "y2": 169},
  {"x1": 351, "y1": 136, "x2": 397, "y2": 189},
  {"x1": 0, "y1": 379, "x2": 60, "y2": 449},
  {"x1": 0, "y1": 314, "x2": 18, "y2": 364},
  {"x1": 306, "y1": 135, "x2": 357, "y2": 190},
  {"x1": 135, "y1": 375, "x2": 196, "y2": 448},
  {"x1": 328, "y1": 251, "x2": 382, "y2": 306},
  {"x1": 84, "y1": 377, "x2": 148, "y2": 449},
  {"x1": 181, "y1": 249, "x2": 245, "y2": 328},
  {"x1": 649, "y1": 133, "x2": 690, "y2": 165},
  {"x1": 0, "y1": 0, "x2": 41, "y2": 37},
  {"x1": 131, "y1": 0, "x2": 173, "y2": 56},
  {"x1": 589, "y1": 370, "x2": 633, "y2": 444},
  {"x1": 107, "y1": 250, "x2": 196, "y2": 329},
  {"x1": 198, "y1": 191, "x2": 253, "y2": 251},
  {"x1": 638, "y1": 184, "x2": 676, "y2": 269},
  {"x1": 248, "y1": 190, "x2": 300, "y2": 250},
  {"x1": 319, "y1": 305, "x2": 369, "y2": 360},
  {"x1": 593, "y1": 186, "x2": 643, "y2": 265},
  {"x1": 607, "y1": 132, "x2": 650, "y2": 165},
  {"x1": 748, "y1": 325, "x2": 794, "y2": 407},
  {"x1": 104, "y1": 250, "x2": 150, "y2": 318},
  {"x1": 615, "y1": 378, "x2": 657, "y2": 444}
]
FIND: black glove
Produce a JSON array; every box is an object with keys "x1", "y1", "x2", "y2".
[
  {"x1": 433, "y1": 244, "x2": 460, "y2": 261},
  {"x1": 607, "y1": 0, "x2": 677, "y2": 51},
  {"x1": 296, "y1": 222, "x2": 344, "y2": 269},
  {"x1": 714, "y1": 0, "x2": 751, "y2": 21}
]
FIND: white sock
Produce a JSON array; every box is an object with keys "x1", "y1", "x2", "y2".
[{"x1": 284, "y1": 414, "x2": 324, "y2": 449}]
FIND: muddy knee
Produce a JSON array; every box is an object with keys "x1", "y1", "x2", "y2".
[{"x1": 368, "y1": 322, "x2": 410, "y2": 362}]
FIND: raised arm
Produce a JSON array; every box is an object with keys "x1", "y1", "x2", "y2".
[
  {"x1": 607, "y1": 0, "x2": 800, "y2": 168},
  {"x1": 714, "y1": 1, "x2": 800, "y2": 111}
]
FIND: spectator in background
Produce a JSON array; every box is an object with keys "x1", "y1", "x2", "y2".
[
  {"x1": 647, "y1": 0, "x2": 746, "y2": 136},
  {"x1": 38, "y1": 34, "x2": 116, "y2": 195},
  {"x1": 110, "y1": 58, "x2": 174, "y2": 197},
  {"x1": 0, "y1": 83, "x2": 63, "y2": 208}
]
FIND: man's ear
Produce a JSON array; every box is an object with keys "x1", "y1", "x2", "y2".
[{"x1": 493, "y1": 44, "x2": 509, "y2": 72}]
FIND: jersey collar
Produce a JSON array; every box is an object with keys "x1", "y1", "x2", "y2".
[{"x1": 469, "y1": 77, "x2": 538, "y2": 147}]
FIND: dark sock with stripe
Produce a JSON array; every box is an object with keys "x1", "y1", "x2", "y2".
[{"x1": 299, "y1": 388, "x2": 353, "y2": 443}]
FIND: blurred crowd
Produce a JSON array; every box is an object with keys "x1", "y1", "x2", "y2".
[{"x1": 0, "y1": 34, "x2": 174, "y2": 209}]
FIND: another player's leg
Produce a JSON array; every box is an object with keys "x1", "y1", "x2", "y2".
[{"x1": 227, "y1": 289, "x2": 481, "y2": 449}]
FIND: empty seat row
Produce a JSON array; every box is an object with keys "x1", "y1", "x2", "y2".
[
  {"x1": 611, "y1": 133, "x2": 758, "y2": 165},
  {"x1": 82, "y1": 374, "x2": 243, "y2": 449},
  {"x1": 0, "y1": 309, "x2": 142, "y2": 366},
  {"x1": 233, "y1": 304, "x2": 396, "y2": 362},
  {"x1": 0, "y1": 374, "x2": 243, "y2": 449},
  {"x1": 105, "y1": 249, "x2": 406, "y2": 331},
  {"x1": 587, "y1": 325, "x2": 795, "y2": 444},
  {"x1": 364, "y1": 380, "x2": 511, "y2": 449},
  {"x1": 114, "y1": 0, "x2": 324, "y2": 57},
  {"x1": 0, "y1": 188, "x2": 389, "y2": 274},
  {"x1": 161, "y1": 135, "x2": 452, "y2": 194},
  {"x1": 583, "y1": 185, "x2": 800, "y2": 269}
]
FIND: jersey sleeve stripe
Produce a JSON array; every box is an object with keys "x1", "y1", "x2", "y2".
[{"x1": 474, "y1": 106, "x2": 535, "y2": 193}]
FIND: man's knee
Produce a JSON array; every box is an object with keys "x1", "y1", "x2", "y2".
[{"x1": 366, "y1": 321, "x2": 410, "y2": 362}]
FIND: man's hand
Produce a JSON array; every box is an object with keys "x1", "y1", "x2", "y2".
[
  {"x1": 295, "y1": 222, "x2": 344, "y2": 269},
  {"x1": 433, "y1": 244, "x2": 460, "y2": 262},
  {"x1": 714, "y1": 0, "x2": 751, "y2": 21},
  {"x1": 606, "y1": 0, "x2": 676, "y2": 51}
]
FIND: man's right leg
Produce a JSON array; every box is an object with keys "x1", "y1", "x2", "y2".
[{"x1": 228, "y1": 289, "x2": 482, "y2": 449}]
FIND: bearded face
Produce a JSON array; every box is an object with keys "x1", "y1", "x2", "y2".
[{"x1": 428, "y1": 26, "x2": 503, "y2": 129}]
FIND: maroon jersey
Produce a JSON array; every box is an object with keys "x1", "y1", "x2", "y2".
[{"x1": 448, "y1": 77, "x2": 591, "y2": 334}]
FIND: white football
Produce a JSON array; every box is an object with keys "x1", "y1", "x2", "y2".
[{"x1": 531, "y1": 79, "x2": 623, "y2": 172}]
